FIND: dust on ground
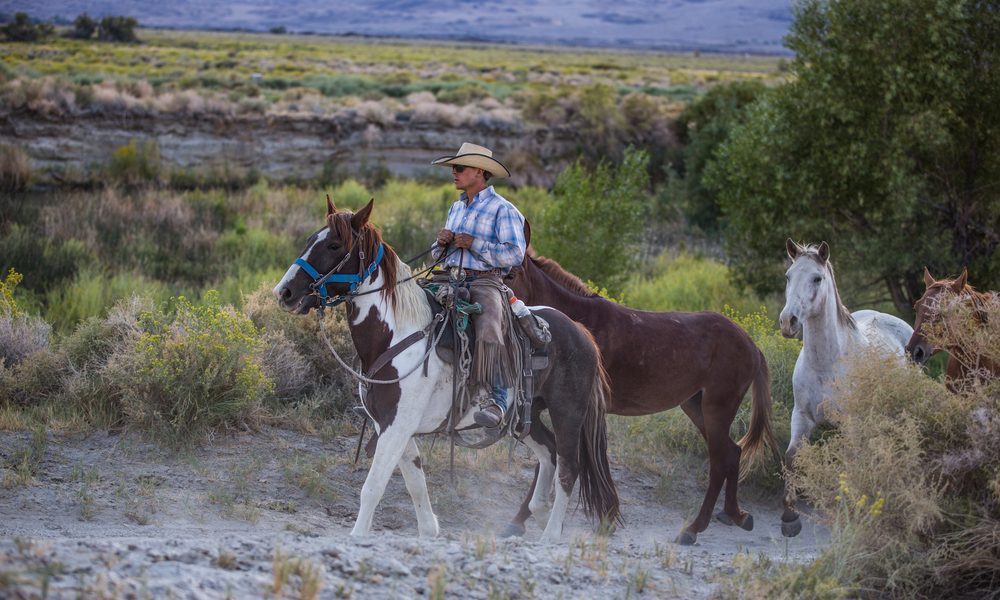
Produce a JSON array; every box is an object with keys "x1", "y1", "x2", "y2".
[{"x1": 0, "y1": 426, "x2": 827, "y2": 598}]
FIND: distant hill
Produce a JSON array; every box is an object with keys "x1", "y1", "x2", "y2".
[{"x1": 0, "y1": 0, "x2": 793, "y2": 54}]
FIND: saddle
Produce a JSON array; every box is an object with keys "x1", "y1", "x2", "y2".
[{"x1": 355, "y1": 279, "x2": 552, "y2": 461}]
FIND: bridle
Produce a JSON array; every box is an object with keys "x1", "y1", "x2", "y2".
[{"x1": 293, "y1": 229, "x2": 386, "y2": 308}]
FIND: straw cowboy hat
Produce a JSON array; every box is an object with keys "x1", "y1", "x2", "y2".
[{"x1": 430, "y1": 142, "x2": 510, "y2": 178}]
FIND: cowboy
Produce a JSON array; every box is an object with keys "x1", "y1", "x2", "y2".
[{"x1": 430, "y1": 142, "x2": 526, "y2": 428}]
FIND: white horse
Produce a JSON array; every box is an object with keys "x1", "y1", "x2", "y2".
[
  {"x1": 777, "y1": 239, "x2": 913, "y2": 533},
  {"x1": 273, "y1": 198, "x2": 620, "y2": 542}
]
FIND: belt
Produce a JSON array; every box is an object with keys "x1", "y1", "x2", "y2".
[
  {"x1": 461, "y1": 268, "x2": 502, "y2": 277},
  {"x1": 467, "y1": 268, "x2": 501, "y2": 276}
]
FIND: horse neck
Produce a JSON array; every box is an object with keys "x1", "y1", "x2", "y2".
[
  {"x1": 523, "y1": 261, "x2": 603, "y2": 322},
  {"x1": 344, "y1": 267, "x2": 429, "y2": 370},
  {"x1": 800, "y1": 283, "x2": 855, "y2": 365}
]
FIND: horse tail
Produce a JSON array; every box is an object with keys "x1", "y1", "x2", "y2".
[
  {"x1": 577, "y1": 347, "x2": 623, "y2": 527},
  {"x1": 736, "y1": 347, "x2": 781, "y2": 481}
]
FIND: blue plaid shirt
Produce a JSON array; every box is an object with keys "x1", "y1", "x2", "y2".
[{"x1": 431, "y1": 186, "x2": 526, "y2": 273}]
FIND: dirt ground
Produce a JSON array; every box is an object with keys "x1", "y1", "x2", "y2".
[{"x1": 0, "y1": 426, "x2": 828, "y2": 599}]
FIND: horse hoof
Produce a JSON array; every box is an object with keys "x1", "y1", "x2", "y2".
[
  {"x1": 499, "y1": 522, "x2": 526, "y2": 538},
  {"x1": 781, "y1": 516, "x2": 802, "y2": 538},
  {"x1": 675, "y1": 531, "x2": 697, "y2": 546},
  {"x1": 715, "y1": 511, "x2": 754, "y2": 531}
]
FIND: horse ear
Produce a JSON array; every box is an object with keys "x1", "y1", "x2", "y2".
[
  {"x1": 523, "y1": 219, "x2": 532, "y2": 250},
  {"x1": 951, "y1": 267, "x2": 968, "y2": 292},
  {"x1": 923, "y1": 266, "x2": 935, "y2": 288},
  {"x1": 817, "y1": 241, "x2": 830, "y2": 263},
  {"x1": 326, "y1": 194, "x2": 337, "y2": 216},
  {"x1": 351, "y1": 198, "x2": 374, "y2": 231},
  {"x1": 785, "y1": 238, "x2": 801, "y2": 260}
]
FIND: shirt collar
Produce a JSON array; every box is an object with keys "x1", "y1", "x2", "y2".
[{"x1": 459, "y1": 185, "x2": 495, "y2": 205}]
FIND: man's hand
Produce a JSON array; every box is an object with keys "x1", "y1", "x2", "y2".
[
  {"x1": 436, "y1": 229, "x2": 455, "y2": 246},
  {"x1": 453, "y1": 233, "x2": 474, "y2": 249}
]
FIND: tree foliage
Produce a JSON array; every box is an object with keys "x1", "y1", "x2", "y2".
[
  {"x1": 671, "y1": 80, "x2": 767, "y2": 232},
  {"x1": 1, "y1": 12, "x2": 53, "y2": 42},
  {"x1": 98, "y1": 16, "x2": 139, "y2": 43},
  {"x1": 535, "y1": 148, "x2": 650, "y2": 293},
  {"x1": 707, "y1": 0, "x2": 1000, "y2": 315},
  {"x1": 68, "y1": 13, "x2": 97, "y2": 39}
]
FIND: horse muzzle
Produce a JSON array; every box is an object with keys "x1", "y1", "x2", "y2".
[
  {"x1": 906, "y1": 340, "x2": 933, "y2": 366},
  {"x1": 779, "y1": 314, "x2": 801, "y2": 339}
]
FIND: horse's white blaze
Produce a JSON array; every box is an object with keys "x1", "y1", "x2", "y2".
[
  {"x1": 273, "y1": 228, "x2": 329, "y2": 298},
  {"x1": 781, "y1": 250, "x2": 913, "y2": 457}
]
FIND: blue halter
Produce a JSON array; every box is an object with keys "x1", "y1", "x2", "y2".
[{"x1": 294, "y1": 243, "x2": 385, "y2": 307}]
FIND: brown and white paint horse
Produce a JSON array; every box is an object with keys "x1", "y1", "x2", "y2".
[
  {"x1": 505, "y1": 243, "x2": 782, "y2": 545},
  {"x1": 274, "y1": 199, "x2": 620, "y2": 541},
  {"x1": 906, "y1": 267, "x2": 999, "y2": 389}
]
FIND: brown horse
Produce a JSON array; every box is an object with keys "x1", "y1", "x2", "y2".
[
  {"x1": 504, "y1": 248, "x2": 790, "y2": 545},
  {"x1": 906, "y1": 267, "x2": 1000, "y2": 389}
]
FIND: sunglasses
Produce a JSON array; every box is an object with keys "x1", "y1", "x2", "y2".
[{"x1": 451, "y1": 165, "x2": 466, "y2": 173}]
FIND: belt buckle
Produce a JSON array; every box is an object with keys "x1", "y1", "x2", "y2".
[{"x1": 449, "y1": 265, "x2": 466, "y2": 283}]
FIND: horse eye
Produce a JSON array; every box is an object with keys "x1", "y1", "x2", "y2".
[
  {"x1": 812, "y1": 276, "x2": 822, "y2": 284},
  {"x1": 327, "y1": 243, "x2": 340, "y2": 251}
]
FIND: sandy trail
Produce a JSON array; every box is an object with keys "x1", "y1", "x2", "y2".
[{"x1": 0, "y1": 427, "x2": 827, "y2": 598}]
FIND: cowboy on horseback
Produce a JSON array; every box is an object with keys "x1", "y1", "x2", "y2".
[{"x1": 430, "y1": 142, "x2": 526, "y2": 428}]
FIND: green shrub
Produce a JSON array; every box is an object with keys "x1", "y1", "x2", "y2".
[
  {"x1": 242, "y1": 285, "x2": 355, "y2": 413},
  {"x1": 535, "y1": 148, "x2": 649, "y2": 293},
  {"x1": 0, "y1": 229, "x2": 94, "y2": 297},
  {"x1": 56, "y1": 295, "x2": 152, "y2": 428},
  {"x1": 0, "y1": 348, "x2": 64, "y2": 407},
  {"x1": 108, "y1": 139, "x2": 161, "y2": 185},
  {"x1": 1, "y1": 12, "x2": 54, "y2": 42},
  {"x1": 0, "y1": 143, "x2": 32, "y2": 191},
  {"x1": 44, "y1": 270, "x2": 172, "y2": 333},
  {"x1": 118, "y1": 292, "x2": 273, "y2": 447},
  {"x1": 624, "y1": 252, "x2": 763, "y2": 315},
  {"x1": 97, "y1": 16, "x2": 139, "y2": 43},
  {"x1": 216, "y1": 228, "x2": 295, "y2": 275},
  {"x1": 68, "y1": 13, "x2": 97, "y2": 39}
]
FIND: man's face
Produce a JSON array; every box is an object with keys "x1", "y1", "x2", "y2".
[{"x1": 452, "y1": 165, "x2": 482, "y2": 189}]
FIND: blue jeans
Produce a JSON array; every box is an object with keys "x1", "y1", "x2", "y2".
[{"x1": 491, "y1": 384, "x2": 508, "y2": 412}]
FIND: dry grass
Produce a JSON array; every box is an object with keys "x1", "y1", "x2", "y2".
[
  {"x1": 0, "y1": 143, "x2": 32, "y2": 191},
  {"x1": 729, "y1": 298, "x2": 1000, "y2": 599}
]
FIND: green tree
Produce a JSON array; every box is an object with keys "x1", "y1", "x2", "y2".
[
  {"x1": 98, "y1": 16, "x2": 139, "y2": 43},
  {"x1": 672, "y1": 80, "x2": 767, "y2": 232},
  {"x1": 69, "y1": 13, "x2": 97, "y2": 39},
  {"x1": 535, "y1": 148, "x2": 650, "y2": 293},
  {"x1": 707, "y1": 0, "x2": 1000, "y2": 316},
  {"x1": 1, "y1": 12, "x2": 53, "y2": 42}
]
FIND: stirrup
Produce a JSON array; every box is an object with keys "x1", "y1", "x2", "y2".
[{"x1": 474, "y1": 404, "x2": 504, "y2": 429}]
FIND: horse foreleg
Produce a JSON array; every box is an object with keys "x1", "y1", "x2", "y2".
[
  {"x1": 351, "y1": 424, "x2": 414, "y2": 537},
  {"x1": 781, "y1": 407, "x2": 815, "y2": 538},
  {"x1": 397, "y1": 438, "x2": 439, "y2": 538}
]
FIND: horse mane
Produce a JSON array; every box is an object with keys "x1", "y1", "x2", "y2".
[
  {"x1": 930, "y1": 278, "x2": 994, "y2": 316},
  {"x1": 328, "y1": 211, "x2": 427, "y2": 324},
  {"x1": 797, "y1": 244, "x2": 857, "y2": 331},
  {"x1": 528, "y1": 250, "x2": 596, "y2": 297}
]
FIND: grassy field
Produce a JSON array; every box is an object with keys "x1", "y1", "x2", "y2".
[{"x1": 1, "y1": 28, "x2": 784, "y2": 103}]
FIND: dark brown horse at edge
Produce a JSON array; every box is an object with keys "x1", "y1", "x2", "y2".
[
  {"x1": 906, "y1": 267, "x2": 1000, "y2": 390},
  {"x1": 504, "y1": 245, "x2": 794, "y2": 545}
]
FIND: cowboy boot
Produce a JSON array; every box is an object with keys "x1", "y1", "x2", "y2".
[{"x1": 474, "y1": 403, "x2": 504, "y2": 428}]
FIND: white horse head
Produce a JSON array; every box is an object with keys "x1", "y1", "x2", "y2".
[{"x1": 779, "y1": 239, "x2": 855, "y2": 339}]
